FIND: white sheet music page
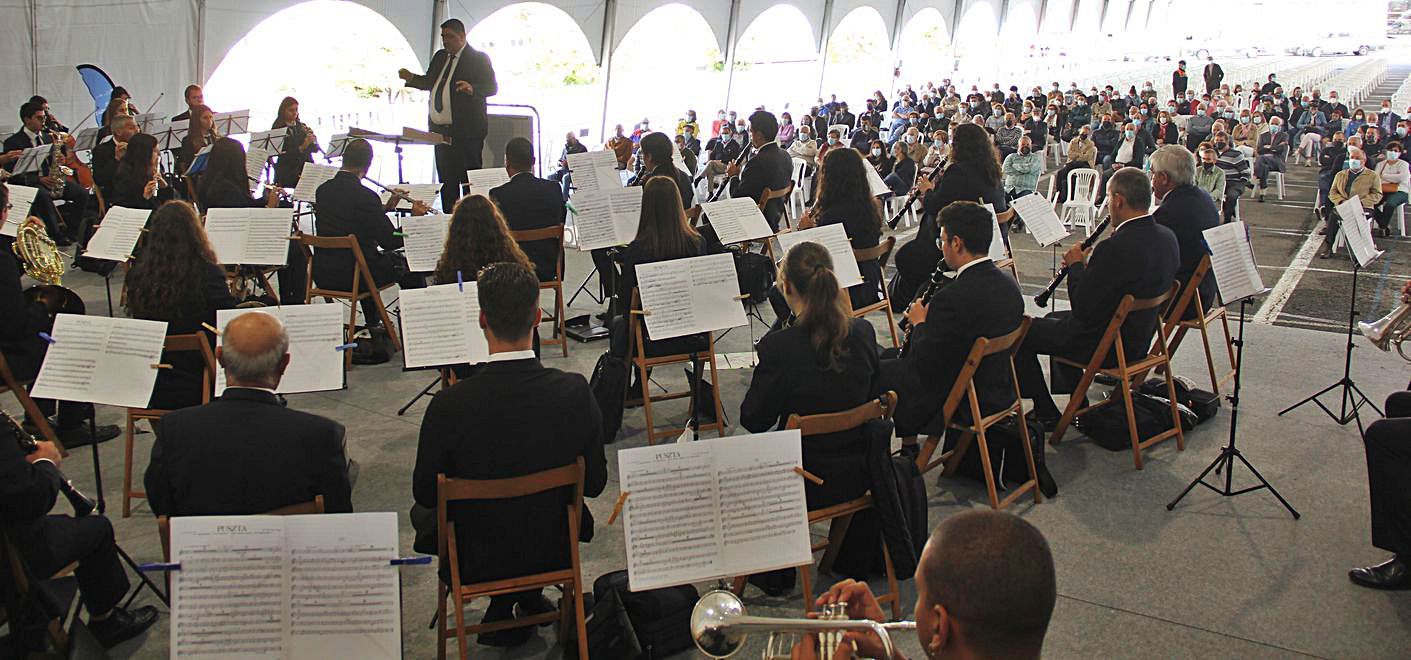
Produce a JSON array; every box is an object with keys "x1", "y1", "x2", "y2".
[
  {"x1": 465, "y1": 167, "x2": 511, "y2": 194},
  {"x1": 984, "y1": 203, "x2": 1009, "y2": 262},
  {"x1": 572, "y1": 187, "x2": 643, "y2": 250},
  {"x1": 399, "y1": 283, "x2": 489, "y2": 369},
  {"x1": 699, "y1": 197, "x2": 773, "y2": 245},
  {"x1": 246, "y1": 146, "x2": 272, "y2": 185},
  {"x1": 204, "y1": 208, "x2": 291, "y2": 266},
  {"x1": 170, "y1": 516, "x2": 289, "y2": 659},
  {"x1": 291, "y1": 164, "x2": 340, "y2": 202},
  {"x1": 1012, "y1": 192, "x2": 1069, "y2": 247},
  {"x1": 566, "y1": 150, "x2": 620, "y2": 193},
  {"x1": 84, "y1": 206, "x2": 149, "y2": 262},
  {"x1": 635, "y1": 253, "x2": 746, "y2": 340},
  {"x1": 31, "y1": 314, "x2": 168, "y2": 409},
  {"x1": 774, "y1": 224, "x2": 863, "y2": 287},
  {"x1": 1335, "y1": 196, "x2": 1384, "y2": 268},
  {"x1": 401, "y1": 214, "x2": 450, "y2": 273},
  {"x1": 865, "y1": 164, "x2": 891, "y2": 197},
  {"x1": 214, "y1": 304, "x2": 346, "y2": 395},
  {"x1": 714, "y1": 431, "x2": 812, "y2": 575},
  {"x1": 0, "y1": 184, "x2": 40, "y2": 237},
  {"x1": 287, "y1": 513, "x2": 400, "y2": 660},
  {"x1": 1202, "y1": 222, "x2": 1265, "y2": 304}
]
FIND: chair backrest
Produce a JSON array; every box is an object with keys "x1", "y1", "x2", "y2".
[
  {"x1": 296, "y1": 233, "x2": 374, "y2": 298},
  {"x1": 756, "y1": 184, "x2": 794, "y2": 210},
  {"x1": 161, "y1": 333, "x2": 219, "y2": 407},
  {"x1": 435, "y1": 459, "x2": 585, "y2": 574},
  {"x1": 158, "y1": 495, "x2": 326, "y2": 561},
  {"x1": 1068, "y1": 168, "x2": 1100, "y2": 203},
  {"x1": 784, "y1": 392, "x2": 897, "y2": 436},
  {"x1": 852, "y1": 235, "x2": 896, "y2": 270},
  {"x1": 510, "y1": 224, "x2": 566, "y2": 282},
  {"x1": 1088, "y1": 283, "x2": 1179, "y2": 371},
  {"x1": 1162, "y1": 255, "x2": 1211, "y2": 339},
  {"x1": 829, "y1": 124, "x2": 851, "y2": 140},
  {"x1": 938, "y1": 318, "x2": 1032, "y2": 425}
]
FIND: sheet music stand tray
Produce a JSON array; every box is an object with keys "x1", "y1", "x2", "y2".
[
  {"x1": 249, "y1": 128, "x2": 287, "y2": 151},
  {"x1": 211, "y1": 110, "x2": 250, "y2": 136},
  {"x1": 347, "y1": 127, "x2": 443, "y2": 184}
]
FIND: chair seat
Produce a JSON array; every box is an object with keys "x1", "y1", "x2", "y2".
[
  {"x1": 1178, "y1": 304, "x2": 1227, "y2": 328},
  {"x1": 807, "y1": 494, "x2": 873, "y2": 524}
]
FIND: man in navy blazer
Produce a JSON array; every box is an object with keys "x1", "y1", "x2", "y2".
[{"x1": 1150, "y1": 145, "x2": 1220, "y2": 319}]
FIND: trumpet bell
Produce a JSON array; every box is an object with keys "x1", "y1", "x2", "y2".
[
  {"x1": 692, "y1": 590, "x2": 748, "y2": 658},
  {"x1": 1358, "y1": 303, "x2": 1411, "y2": 355}
]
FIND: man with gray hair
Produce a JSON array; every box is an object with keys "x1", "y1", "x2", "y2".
[
  {"x1": 145, "y1": 311, "x2": 352, "y2": 516},
  {"x1": 1151, "y1": 144, "x2": 1220, "y2": 319}
]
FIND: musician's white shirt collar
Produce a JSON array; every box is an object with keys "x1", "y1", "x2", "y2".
[
  {"x1": 1114, "y1": 213, "x2": 1153, "y2": 232},
  {"x1": 487, "y1": 349, "x2": 536, "y2": 362},
  {"x1": 956, "y1": 256, "x2": 991, "y2": 275},
  {"x1": 23, "y1": 127, "x2": 41, "y2": 147}
]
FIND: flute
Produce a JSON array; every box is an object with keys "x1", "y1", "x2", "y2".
[{"x1": 1034, "y1": 216, "x2": 1111, "y2": 307}]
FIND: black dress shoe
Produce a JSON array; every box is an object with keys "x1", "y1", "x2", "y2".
[
  {"x1": 512, "y1": 593, "x2": 557, "y2": 628},
  {"x1": 1033, "y1": 414, "x2": 1062, "y2": 433},
  {"x1": 89, "y1": 606, "x2": 158, "y2": 649},
  {"x1": 58, "y1": 424, "x2": 121, "y2": 448},
  {"x1": 477, "y1": 603, "x2": 534, "y2": 647},
  {"x1": 1349, "y1": 556, "x2": 1411, "y2": 590}
]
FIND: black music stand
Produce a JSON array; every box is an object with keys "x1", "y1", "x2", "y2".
[
  {"x1": 1168, "y1": 297, "x2": 1299, "y2": 518},
  {"x1": 82, "y1": 410, "x2": 170, "y2": 607}
]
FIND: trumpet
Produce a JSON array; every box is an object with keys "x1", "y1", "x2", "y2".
[
  {"x1": 692, "y1": 590, "x2": 914, "y2": 659},
  {"x1": 1358, "y1": 303, "x2": 1411, "y2": 361}
]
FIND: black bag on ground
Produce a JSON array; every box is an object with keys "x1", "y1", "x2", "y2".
[
  {"x1": 1074, "y1": 392, "x2": 1193, "y2": 451},
  {"x1": 592, "y1": 570, "x2": 697, "y2": 659},
  {"x1": 888, "y1": 450, "x2": 929, "y2": 563},
  {"x1": 589, "y1": 352, "x2": 629, "y2": 443},
  {"x1": 734, "y1": 250, "x2": 774, "y2": 304},
  {"x1": 1140, "y1": 376, "x2": 1220, "y2": 423},
  {"x1": 941, "y1": 416, "x2": 1058, "y2": 498},
  {"x1": 563, "y1": 588, "x2": 642, "y2": 660}
]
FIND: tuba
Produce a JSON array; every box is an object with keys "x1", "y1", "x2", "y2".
[
  {"x1": 13, "y1": 217, "x2": 65, "y2": 285},
  {"x1": 691, "y1": 590, "x2": 914, "y2": 659},
  {"x1": 1358, "y1": 303, "x2": 1411, "y2": 361}
]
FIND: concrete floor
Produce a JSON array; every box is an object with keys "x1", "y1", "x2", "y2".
[{"x1": 9, "y1": 65, "x2": 1411, "y2": 660}]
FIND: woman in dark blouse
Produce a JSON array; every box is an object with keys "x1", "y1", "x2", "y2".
[
  {"x1": 609, "y1": 175, "x2": 706, "y2": 359},
  {"x1": 109, "y1": 133, "x2": 174, "y2": 211},
  {"x1": 271, "y1": 97, "x2": 320, "y2": 189},
  {"x1": 798, "y1": 147, "x2": 886, "y2": 311},
  {"x1": 198, "y1": 137, "x2": 302, "y2": 304}
]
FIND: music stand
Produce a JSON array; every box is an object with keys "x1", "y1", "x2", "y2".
[
  {"x1": 324, "y1": 133, "x2": 350, "y2": 161},
  {"x1": 249, "y1": 127, "x2": 287, "y2": 151},
  {"x1": 347, "y1": 127, "x2": 443, "y2": 184},
  {"x1": 152, "y1": 121, "x2": 186, "y2": 154},
  {"x1": 72, "y1": 128, "x2": 100, "y2": 153},
  {"x1": 211, "y1": 110, "x2": 250, "y2": 136},
  {"x1": 82, "y1": 410, "x2": 170, "y2": 608}
]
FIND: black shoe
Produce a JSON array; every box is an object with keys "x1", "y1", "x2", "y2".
[
  {"x1": 512, "y1": 594, "x2": 557, "y2": 628},
  {"x1": 899, "y1": 443, "x2": 920, "y2": 460},
  {"x1": 1349, "y1": 556, "x2": 1411, "y2": 590},
  {"x1": 1093, "y1": 373, "x2": 1119, "y2": 387},
  {"x1": 1036, "y1": 464, "x2": 1059, "y2": 498},
  {"x1": 58, "y1": 424, "x2": 120, "y2": 448},
  {"x1": 477, "y1": 603, "x2": 534, "y2": 647},
  {"x1": 89, "y1": 606, "x2": 158, "y2": 649},
  {"x1": 1033, "y1": 413, "x2": 1062, "y2": 433},
  {"x1": 594, "y1": 310, "x2": 611, "y2": 323}
]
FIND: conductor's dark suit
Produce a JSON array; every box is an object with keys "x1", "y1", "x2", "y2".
[
  {"x1": 412, "y1": 356, "x2": 606, "y2": 610},
  {"x1": 1363, "y1": 391, "x2": 1411, "y2": 559},
  {"x1": 730, "y1": 142, "x2": 793, "y2": 232},
  {"x1": 1015, "y1": 216, "x2": 1180, "y2": 417},
  {"x1": 1153, "y1": 183, "x2": 1220, "y2": 320},
  {"x1": 490, "y1": 171, "x2": 567, "y2": 282},
  {"x1": 879, "y1": 259, "x2": 1024, "y2": 436},
  {"x1": 144, "y1": 387, "x2": 352, "y2": 516},
  {"x1": 403, "y1": 46, "x2": 499, "y2": 212},
  {"x1": 313, "y1": 171, "x2": 424, "y2": 321}
]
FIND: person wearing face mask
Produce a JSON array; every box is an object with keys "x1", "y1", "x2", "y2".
[
  {"x1": 1066, "y1": 94, "x2": 1091, "y2": 138},
  {"x1": 867, "y1": 138, "x2": 894, "y2": 177},
  {"x1": 1294, "y1": 99, "x2": 1327, "y2": 164},
  {"x1": 818, "y1": 128, "x2": 842, "y2": 164},
  {"x1": 1232, "y1": 112, "x2": 1259, "y2": 149},
  {"x1": 1252, "y1": 117, "x2": 1289, "y2": 202},
  {"x1": 1185, "y1": 105, "x2": 1215, "y2": 150},
  {"x1": 1022, "y1": 107, "x2": 1047, "y2": 151},
  {"x1": 1325, "y1": 147, "x2": 1382, "y2": 258},
  {"x1": 1323, "y1": 93, "x2": 1349, "y2": 120},
  {"x1": 830, "y1": 102, "x2": 856, "y2": 131},
  {"x1": 1002, "y1": 136, "x2": 1042, "y2": 201},
  {"x1": 1054, "y1": 127, "x2": 1096, "y2": 204},
  {"x1": 776, "y1": 112, "x2": 796, "y2": 148},
  {"x1": 924, "y1": 130, "x2": 950, "y2": 168},
  {"x1": 680, "y1": 124, "x2": 701, "y2": 156},
  {"x1": 1317, "y1": 132, "x2": 1349, "y2": 225},
  {"x1": 1379, "y1": 102, "x2": 1401, "y2": 136},
  {"x1": 903, "y1": 127, "x2": 928, "y2": 163},
  {"x1": 1151, "y1": 145, "x2": 1221, "y2": 319},
  {"x1": 1173, "y1": 60, "x2": 1189, "y2": 98},
  {"x1": 1092, "y1": 116, "x2": 1121, "y2": 166},
  {"x1": 695, "y1": 123, "x2": 743, "y2": 196},
  {"x1": 1213, "y1": 136, "x2": 1250, "y2": 222},
  {"x1": 1365, "y1": 126, "x2": 1387, "y2": 164},
  {"x1": 1096, "y1": 122, "x2": 1154, "y2": 198},
  {"x1": 1396, "y1": 121, "x2": 1411, "y2": 162},
  {"x1": 1203, "y1": 56, "x2": 1224, "y2": 94},
  {"x1": 1194, "y1": 146, "x2": 1227, "y2": 204},
  {"x1": 710, "y1": 109, "x2": 727, "y2": 139},
  {"x1": 994, "y1": 111, "x2": 1024, "y2": 159},
  {"x1": 850, "y1": 117, "x2": 879, "y2": 152},
  {"x1": 787, "y1": 124, "x2": 819, "y2": 170},
  {"x1": 1091, "y1": 94, "x2": 1113, "y2": 122},
  {"x1": 983, "y1": 103, "x2": 1005, "y2": 134},
  {"x1": 1373, "y1": 143, "x2": 1408, "y2": 236},
  {"x1": 884, "y1": 141, "x2": 916, "y2": 198},
  {"x1": 1348, "y1": 109, "x2": 1368, "y2": 137},
  {"x1": 1153, "y1": 110, "x2": 1179, "y2": 146},
  {"x1": 676, "y1": 110, "x2": 699, "y2": 141}
]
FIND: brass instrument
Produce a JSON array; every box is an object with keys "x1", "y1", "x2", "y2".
[
  {"x1": 45, "y1": 129, "x2": 73, "y2": 198},
  {"x1": 691, "y1": 590, "x2": 914, "y2": 659},
  {"x1": 1358, "y1": 303, "x2": 1411, "y2": 361},
  {"x1": 13, "y1": 217, "x2": 65, "y2": 285}
]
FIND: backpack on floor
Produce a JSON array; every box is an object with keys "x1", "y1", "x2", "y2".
[
  {"x1": 1074, "y1": 392, "x2": 1195, "y2": 452},
  {"x1": 1140, "y1": 376, "x2": 1221, "y2": 423},
  {"x1": 592, "y1": 570, "x2": 698, "y2": 659},
  {"x1": 589, "y1": 352, "x2": 629, "y2": 443}
]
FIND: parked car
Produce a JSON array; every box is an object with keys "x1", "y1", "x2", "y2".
[{"x1": 1294, "y1": 33, "x2": 1374, "y2": 56}]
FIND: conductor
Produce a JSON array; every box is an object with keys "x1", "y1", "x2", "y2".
[{"x1": 398, "y1": 18, "x2": 498, "y2": 212}]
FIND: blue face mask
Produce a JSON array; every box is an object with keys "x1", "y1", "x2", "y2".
[
  {"x1": 1240, "y1": 117, "x2": 1251, "y2": 124},
  {"x1": 1269, "y1": 124, "x2": 1280, "y2": 133},
  {"x1": 1139, "y1": 108, "x2": 1148, "y2": 115},
  {"x1": 827, "y1": 138, "x2": 838, "y2": 146},
  {"x1": 1348, "y1": 158, "x2": 1363, "y2": 170},
  {"x1": 1399, "y1": 127, "x2": 1408, "y2": 137},
  {"x1": 1124, "y1": 130, "x2": 1135, "y2": 139}
]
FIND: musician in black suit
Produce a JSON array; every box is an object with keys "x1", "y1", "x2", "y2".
[
  {"x1": 413, "y1": 262, "x2": 606, "y2": 647},
  {"x1": 145, "y1": 311, "x2": 352, "y2": 517},
  {"x1": 729, "y1": 110, "x2": 793, "y2": 232},
  {"x1": 91, "y1": 114, "x2": 137, "y2": 196},
  {"x1": 399, "y1": 18, "x2": 498, "y2": 212},
  {"x1": 4, "y1": 101, "x2": 87, "y2": 245},
  {"x1": 1150, "y1": 145, "x2": 1219, "y2": 319},
  {"x1": 879, "y1": 202, "x2": 1024, "y2": 444},
  {"x1": 312, "y1": 138, "x2": 428, "y2": 330},
  {"x1": 489, "y1": 137, "x2": 566, "y2": 283},
  {"x1": 1015, "y1": 168, "x2": 1180, "y2": 424}
]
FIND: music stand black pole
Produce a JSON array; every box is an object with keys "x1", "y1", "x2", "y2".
[
  {"x1": 1168, "y1": 297, "x2": 1300, "y2": 518},
  {"x1": 85, "y1": 411, "x2": 171, "y2": 607},
  {"x1": 1276, "y1": 261, "x2": 1382, "y2": 434}
]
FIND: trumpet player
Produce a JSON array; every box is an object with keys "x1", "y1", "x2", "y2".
[{"x1": 792, "y1": 510, "x2": 1055, "y2": 660}]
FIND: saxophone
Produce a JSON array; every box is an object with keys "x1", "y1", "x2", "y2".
[{"x1": 46, "y1": 129, "x2": 72, "y2": 198}]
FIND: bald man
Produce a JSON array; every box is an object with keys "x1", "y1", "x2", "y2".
[
  {"x1": 144, "y1": 312, "x2": 352, "y2": 516},
  {"x1": 795, "y1": 510, "x2": 1056, "y2": 660}
]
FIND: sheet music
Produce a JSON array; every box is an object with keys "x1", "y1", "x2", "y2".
[
  {"x1": 566, "y1": 150, "x2": 620, "y2": 193},
  {"x1": 0, "y1": 184, "x2": 40, "y2": 237},
  {"x1": 1202, "y1": 221, "x2": 1265, "y2": 303},
  {"x1": 865, "y1": 164, "x2": 891, "y2": 197},
  {"x1": 291, "y1": 164, "x2": 340, "y2": 202},
  {"x1": 205, "y1": 208, "x2": 292, "y2": 266},
  {"x1": 984, "y1": 203, "x2": 1008, "y2": 262},
  {"x1": 214, "y1": 304, "x2": 346, "y2": 396},
  {"x1": 30, "y1": 314, "x2": 167, "y2": 409},
  {"x1": 134, "y1": 112, "x2": 163, "y2": 133},
  {"x1": 401, "y1": 214, "x2": 450, "y2": 273},
  {"x1": 73, "y1": 127, "x2": 100, "y2": 152},
  {"x1": 635, "y1": 253, "x2": 746, "y2": 340},
  {"x1": 287, "y1": 513, "x2": 399, "y2": 660},
  {"x1": 619, "y1": 430, "x2": 810, "y2": 591},
  {"x1": 464, "y1": 167, "x2": 511, "y2": 194},
  {"x1": 154, "y1": 120, "x2": 187, "y2": 152},
  {"x1": 571, "y1": 186, "x2": 643, "y2": 250},
  {"x1": 399, "y1": 283, "x2": 489, "y2": 369},
  {"x1": 12, "y1": 146, "x2": 46, "y2": 175},
  {"x1": 774, "y1": 224, "x2": 863, "y2": 288},
  {"x1": 246, "y1": 146, "x2": 272, "y2": 185},
  {"x1": 84, "y1": 206, "x2": 149, "y2": 262},
  {"x1": 1012, "y1": 192, "x2": 1069, "y2": 247},
  {"x1": 699, "y1": 197, "x2": 773, "y2": 245},
  {"x1": 324, "y1": 133, "x2": 350, "y2": 159},
  {"x1": 1335, "y1": 196, "x2": 1384, "y2": 267},
  {"x1": 170, "y1": 516, "x2": 288, "y2": 659},
  {"x1": 378, "y1": 183, "x2": 441, "y2": 210}
]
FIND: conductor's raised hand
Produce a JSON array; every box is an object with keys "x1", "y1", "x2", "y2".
[{"x1": 397, "y1": 68, "x2": 414, "y2": 81}]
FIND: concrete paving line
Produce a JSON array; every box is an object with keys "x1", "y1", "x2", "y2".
[
  {"x1": 1054, "y1": 593, "x2": 1328, "y2": 659},
  {"x1": 1253, "y1": 224, "x2": 1326, "y2": 325}
]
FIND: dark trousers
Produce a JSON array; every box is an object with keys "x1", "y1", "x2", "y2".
[
  {"x1": 1053, "y1": 160, "x2": 1092, "y2": 204},
  {"x1": 280, "y1": 241, "x2": 308, "y2": 305},
  {"x1": 433, "y1": 134, "x2": 484, "y2": 212},
  {"x1": 877, "y1": 357, "x2": 934, "y2": 437},
  {"x1": 1014, "y1": 312, "x2": 1087, "y2": 418},
  {"x1": 361, "y1": 253, "x2": 425, "y2": 326},
  {"x1": 1375, "y1": 191, "x2": 1408, "y2": 230},
  {"x1": 22, "y1": 514, "x2": 130, "y2": 616},
  {"x1": 1365, "y1": 391, "x2": 1411, "y2": 557}
]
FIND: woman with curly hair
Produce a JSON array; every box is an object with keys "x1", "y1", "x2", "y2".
[
  {"x1": 125, "y1": 200, "x2": 236, "y2": 409},
  {"x1": 432, "y1": 194, "x2": 534, "y2": 286}
]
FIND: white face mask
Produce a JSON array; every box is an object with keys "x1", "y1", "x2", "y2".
[
  {"x1": 871, "y1": 148, "x2": 882, "y2": 157},
  {"x1": 904, "y1": 135, "x2": 917, "y2": 144}
]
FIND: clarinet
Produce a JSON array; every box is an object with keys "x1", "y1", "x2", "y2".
[
  {"x1": 1034, "y1": 216, "x2": 1112, "y2": 307},
  {"x1": 705, "y1": 143, "x2": 753, "y2": 203},
  {"x1": 887, "y1": 159, "x2": 945, "y2": 229},
  {"x1": 3, "y1": 410, "x2": 96, "y2": 517},
  {"x1": 897, "y1": 258, "x2": 952, "y2": 357}
]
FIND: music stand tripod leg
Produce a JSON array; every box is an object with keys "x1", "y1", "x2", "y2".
[
  {"x1": 86, "y1": 411, "x2": 171, "y2": 608},
  {"x1": 1277, "y1": 262, "x2": 1375, "y2": 425},
  {"x1": 397, "y1": 375, "x2": 441, "y2": 416},
  {"x1": 567, "y1": 264, "x2": 603, "y2": 308}
]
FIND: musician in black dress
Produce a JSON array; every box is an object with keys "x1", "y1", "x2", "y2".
[
  {"x1": 109, "y1": 133, "x2": 174, "y2": 211},
  {"x1": 270, "y1": 97, "x2": 320, "y2": 189},
  {"x1": 796, "y1": 147, "x2": 885, "y2": 311},
  {"x1": 198, "y1": 138, "x2": 306, "y2": 304}
]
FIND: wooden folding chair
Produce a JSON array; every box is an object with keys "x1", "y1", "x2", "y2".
[
  {"x1": 511, "y1": 224, "x2": 568, "y2": 358},
  {"x1": 1164, "y1": 256, "x2": 1237, "y2": 394},
  {"x1": 297, "y1": 234, "x2": 403, "y2": 357},
  {"x1": 627, "y1": 288, "x2": 726, "y2": 444},
  {"x1": 914, "y1": 319, "x2": 1042, "y2": 510},
  {"x1": 436, "y1": 460, "x2": 588, "y2": 660},
  {"x1": 122, "y1": 333, "x2": 217, "y2": 517},
  {"x1": 0, "y1": 351, "x2": 63, "y2": 453},
  {"x1": 994, "y1": 207, "x2": 1021, "y2": 281},
  {"x1": 1048, "y1": 283, "x2": 1186, "y2": 470},
  {"x1": 157, "y1": 496, "x2": 326, "y2": 561},
  {"x1": 758, "y1": 184, "x2": 795, "y2": 230},
  {"x1": 850, "y1": 236, "x2": 900, "y2": 348},
  {"x1": 730, "y1": 393, "x2": 904, "y2": 618}
]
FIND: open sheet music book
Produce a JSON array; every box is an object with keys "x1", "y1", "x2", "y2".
[
  {"x1": 169, "y1": 512, "x2": 400, "y2": 660},
  {"x1": 1335, "y1": 196, "x2": 1384, "y2": 268},
  {"x1": 774, "y1": 224, "x2": 863, "y2": 288},
  {"x1": 1011, "y1": 192, "x2": 1070, "y2": 247},
  {"x1": 291, "y1": 165, "x2": 340, "y2": 203},
  {"x1": 618, "y1": 430, "x2": 812, "y2": 591},
  {"x1": 30, "y1": 314, "x2": 167, "y2": 409},
  {"x1": 0, "y1": 184, "x2": 39, "y2": 237},
  {"x1": 399, "y1": 283, "x2": 490, "y2": 369},
  {"x1": 83, "y1": 206, "x2": 149, "y2": 262},
  {"x1": 464, "y1": 167, "x2": 511, "y2": 194},
  {"x1": 214, "y1": 305, "x2": 347, "y2": 395},
  {"x1": 698, "y1": 197, "x2": 773, "y2": 245},
  {"x1": 566, "y1": 150, "x2": 621, "y2": 193},
  {"x1": 865, "y1": 165, "x2": 891, "y2": 197},
  {"x1": 205, "y1": 208, "x2": 292, "y2": 266},
  {"x1": 635, "y1": 253, "x2": 747, "y2": 340},
  {"x1": 571, "y1": 186, "x2": 643, "y2": 250},
  {"x1": 1202, "y1": 221, "x2": 1267, "y2": 304},
  {"x1": 401, "y1": 214, "x2": 450, "y2": 273}
]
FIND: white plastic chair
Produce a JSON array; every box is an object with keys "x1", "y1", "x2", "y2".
[
  {"x1": 1060, "y1": 168, "x2": 1101, "y2": 235},
  {"x1": 1267, "y1": 170, "x2": 1285, "y2": 200},
  {"x1": 828, "y1": 124, "x2": 851, "y2": 141},
  {"x1": 1044, "y1": 141, "x2": 1064, "y2": 167}
]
